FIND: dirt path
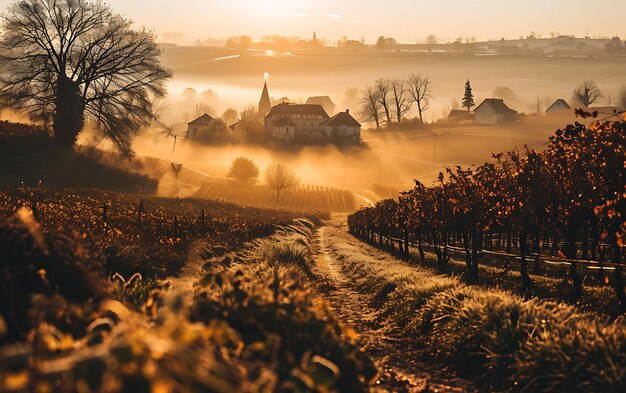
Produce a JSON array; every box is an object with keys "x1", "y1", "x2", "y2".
[{"x1": 310, "y1": 218, "x2": 476, "y2": 393}]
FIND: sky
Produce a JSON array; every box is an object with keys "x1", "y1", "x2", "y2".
[{"x1": 1, "y1": 0, "x2": 625, "y2": 44}]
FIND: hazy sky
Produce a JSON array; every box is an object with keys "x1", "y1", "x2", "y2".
[{"x1": 1, "y1": 0, "x2": 625, "y2": 43}]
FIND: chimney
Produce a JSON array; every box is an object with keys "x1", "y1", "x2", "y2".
[{"x1": 346, "y1": 109, "x2": 350, "y2": 114}]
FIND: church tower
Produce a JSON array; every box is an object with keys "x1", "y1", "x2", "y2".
[{"x1": 259, "y1": 81, "x2": 271, "y2": 116}]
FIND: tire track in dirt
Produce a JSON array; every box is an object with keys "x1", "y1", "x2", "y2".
[{"x1": 311, "y1": 222, "x2": 476, "y2": 393}]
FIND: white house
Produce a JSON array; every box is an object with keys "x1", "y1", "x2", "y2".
[
  {"x1": 271, "y1": 116, "x2": 296, "y2": 141},
  {"x1": 474, "y1": 99, "x2": 518, "y2": 124},
  {"x1": 546, "y1": 99, "x2": 571, "y2": 113},
  {"x1": 321, "y1": 109, "x2": 361, "y2": 142},
  {"x1": 265, "y1": 103, "x2": 330, "y2": 140}
]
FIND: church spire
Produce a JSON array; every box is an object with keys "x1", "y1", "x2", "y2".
[{"x1": 259, "y1": 80, "x2": 271, "y2": 115}]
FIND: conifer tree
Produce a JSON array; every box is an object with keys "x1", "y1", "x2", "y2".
[{"x1": 462, "y1": 79, "x2": 475, "y2": 111}]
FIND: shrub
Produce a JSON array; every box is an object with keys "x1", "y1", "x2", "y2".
[{"x1": 227, "y1": 156, "x2": 260, "y2": 183}]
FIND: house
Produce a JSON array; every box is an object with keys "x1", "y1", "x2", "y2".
[
  {"x1": 474, "y1": 99, "x2": 518, "y2": 124},
  {"x1": 271, "y1": 117, "x2": 296, "y2": 141},
  {"x1": 265, "y1": 103, "x2": 330, "y2": 141},
  {"x1": 546, "y1": 99, "x2": 571, "y2": 113},
  {"x1": 186, "y1": 113, "x2": 215, "y2": 139},
  {"x1": 305, "y1": 96, "x2": 336, "y2": 116},
  {"x1": 447, "y1": 109, "x2": 475, "y2": 123},
  {"x1": 321, "y1": 109, "x2": 361, "y2": 142}
]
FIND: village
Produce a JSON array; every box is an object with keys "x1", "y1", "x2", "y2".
[
  {"x1": 182, "y1": 75, "x2": 607, "y2": 147},
  {"x1": 184, "y1": 79, "x2": 361, "y2": 146}
]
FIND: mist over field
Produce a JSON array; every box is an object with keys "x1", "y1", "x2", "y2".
[
  {"x1": 135, "y1": 46, "x2": 623, "y2": 199},
  {"x1": 160, "y1": 46, "x2": 626, "y2": 122}
]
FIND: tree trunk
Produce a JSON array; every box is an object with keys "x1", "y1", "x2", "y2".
[
  {"x1": 432, "y1": 230, "x2": 445, "y2": 273},
  {"x1": 462, "y1": 230, "x2": 471, "y2": 273},
  {"x1": 53, "y1": 75, "x2": 85, "y2": 148},
  {"x1": 417, "y1": 100, "x2": 423, "y2": 122},
  {"x1": 520, "y1": 227, "x2": 532, "y2": 295},
  {"x1": 470, "y1": 226, "x2": 479, "y2": 282},
  {"x1": 612, "y1": 235, "x2": 626, "y2": 312},
  {"x1": 532, "y1": 227, "x2": 541, "y2": 274},
  {"x1": 417, "y1": 229, "x2": 425, "y2": 261},
  {"x1": 506, "y1": 229, "x2": 512, "y2": 254},
  {"x1": 581, "y1": 221, "x2": 589, "y2": 260},
  {"x1": 404, "y1": 229, "x2": 410, "y2": 257},
  {"x1": 565, "y1": 221, "x2": 582, "y2": 302},
  {"x1": 382, "y1": 104, "x2": 392, "y2": 126}
]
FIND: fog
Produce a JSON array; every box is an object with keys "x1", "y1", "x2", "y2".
[
  {"x1": 160, "y1": 47, "x2": 626, "y2": 124},
  {"x1": 130, "y1": 108, "x2": 587, "y2": 208}
]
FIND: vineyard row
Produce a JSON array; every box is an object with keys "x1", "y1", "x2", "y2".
[{"x1": 349, "y1": 113, "x2": 626, "y2": 310}]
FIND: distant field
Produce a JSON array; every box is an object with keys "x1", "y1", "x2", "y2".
[{"x1": 161, "y1": 46, "x2": 626, "y2": 121}]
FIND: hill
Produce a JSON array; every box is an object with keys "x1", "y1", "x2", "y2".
[{"x1": 0, "y1": 121, "x2": 157, "y2": 194}]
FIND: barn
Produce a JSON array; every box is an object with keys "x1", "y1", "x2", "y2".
[
  {"x1": 546, "y1": 99, "x2": 571, "y2": 113},
  {"x1": 186, "y1": 113, "x2": 215, "y2": 139},
  {"x1": 474, "y1": 99, "x2": 518, "y2": 124}
]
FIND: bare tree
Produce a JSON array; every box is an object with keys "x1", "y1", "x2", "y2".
[
  {"x1": 0, "y1": 0, "x2": 172, "y2": 153},
  {"x1": 527, "y1": 97, "x2": 545, "y2": 115},
  {"x1": 572, "y1": 80, "x2": 603, "y2": 107},
  {"x1": 605, "y1": 90, "x2": 614, "y2": 106},
  {"x1": 360, "y1": 86, "x2": 382, "y2": 130},
  {"x1": 619, "y1": 86, "x2": 626, "y2": 108},
  {"x1": 238, "y1": 105, "x2": 264, "y2": 140},
  {"x1": 265, "y1": 162, "x2": 299, "y2": 201},
  {"x1": 464, "y1": 36, "x2": 477, "y2": 53},
  {"x1": 389, "y1": 79, "x2": 412, "y2": 123},
  {"x1": 374, "y1": 78, "x2": 392, "y2": 125},
  {"x1": 156, "y1": 120, "x2": 184, "y2": 156},
  {"x1": 438, "y1": 98, "x2": 462, "y2": 121},
  {"x1": 426, "y1": 34, "x2": 438, "y2": 52},
  {"x1": 450, "y1": 98, "x2": 461, "y2": 110},
  {"x1": 406, "y1": 74, "x2": 433, "y2": 122},
  {"x1": 492, "y1": 86, "x2": 516, "y2": 104}
]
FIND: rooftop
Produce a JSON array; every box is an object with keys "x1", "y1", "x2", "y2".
[
  {"x1": 322, "y1": 110, "x2": 361, "y2": 127},
  {"x1": 267, "y1": 103, "x2": 330, "y2": 118},
  {"x1": 188, "y1": 113, "x2": 215, "y2": 125},
  {"x1": 475, "y1": 99, "x2": 518, "y2": 114}
]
